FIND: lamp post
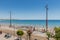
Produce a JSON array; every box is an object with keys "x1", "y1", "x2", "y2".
[
  {"x1": 9, "y1": 11, "x2": 12, "y2": 27},
  {"x1": 45, "y1": 0, "x2": 48, "y2": 32},
  {"x1": 46, "y1": 4, "x2": 48, "y2": 32}
]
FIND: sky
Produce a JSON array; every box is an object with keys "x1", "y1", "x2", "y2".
[{"x1": 0, "y1": 0, "x2": 60, "y2": 20}]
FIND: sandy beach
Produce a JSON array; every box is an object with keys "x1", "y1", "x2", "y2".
[{"x1": 0, "y1": 24, "x2": 55, "y2": 40}]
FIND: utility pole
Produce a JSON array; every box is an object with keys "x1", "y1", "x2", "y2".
[{"x1": 46, "y1": 0, "x2": 48, "y2": 32}]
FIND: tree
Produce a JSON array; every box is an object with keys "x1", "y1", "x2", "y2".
[
  {"x1": 27, "y1": 29, "x2": 32, "y2": 40},
  {"x1": 46, "y1": 32, "x2": 51, "y2": 40},
  {"x1": 16, "y1": 30, "x2": 24, "y2": 40},
  {"x1": 54, "y1": 27, "x2": 60, "y2": 33},
  {"x1": 54, "y1": 27, "x2": 60, "y2": 40}
]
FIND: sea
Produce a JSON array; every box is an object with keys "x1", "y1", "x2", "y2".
[{"x1": 0, "y1": 20, "x2": 60, "y2": 28}]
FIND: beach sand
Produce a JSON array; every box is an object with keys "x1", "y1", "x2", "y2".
[{"x1": 0, "y1": 24, "x2": 55, "y2": 40}]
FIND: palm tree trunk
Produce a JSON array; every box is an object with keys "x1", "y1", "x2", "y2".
[
  {"x1": 27, "y1": 35, "x2": 28, "y2": 40},
  {"x1": 47, "y1": 38, "x2": 49, "y2": 40},
  {"x1": 19, "y1": 36, "x2": 22, "y2": 40},
  {"x1": 29, "y1": 36, "x2": 30, "y2": 40},
  {"x1": 57, "y1": 38, "x2": 58, "y2": 40}
]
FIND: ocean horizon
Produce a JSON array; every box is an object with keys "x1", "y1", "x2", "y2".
[{"x1": 0, "y1": 20, "x2": 60, "y2": 28}]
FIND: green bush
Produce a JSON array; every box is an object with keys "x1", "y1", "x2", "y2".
[
  {"x1": 54, "y1": 27, "x2": 60, "y2": 40},
  {"x1": 16, "y1": 30, "x2": 24, "y2": 36}
]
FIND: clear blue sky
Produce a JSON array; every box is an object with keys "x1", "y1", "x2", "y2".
[{"x1": 0, "y1": 0, "x2": 60, "y2": 20}]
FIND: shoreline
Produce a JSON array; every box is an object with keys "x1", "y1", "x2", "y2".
[
  {"x1": 0, "y1": 23, "x2": 59, "y2": 28},
  {"x1": 0, "y1": 24, "x2": 55, "y2": 32}
]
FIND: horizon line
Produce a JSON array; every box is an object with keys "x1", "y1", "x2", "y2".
[{"x1": 0, "y1": 19, "x2": 60, "y2": 20}]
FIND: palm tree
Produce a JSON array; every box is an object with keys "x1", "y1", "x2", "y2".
[
  {"x1": 27, "y1": 29, "x2": 32, "y2": 40},
  {"x1": 46, "y1": 32, "x2": 51, "y2": 40},
  {"x1": 16, "y1": 30, "x2": 24, "y2": 40}
]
